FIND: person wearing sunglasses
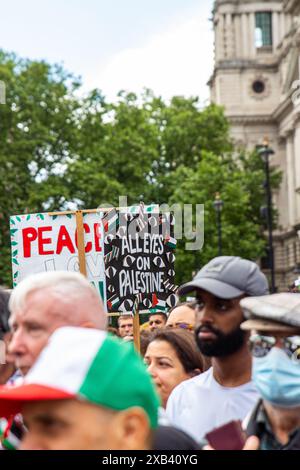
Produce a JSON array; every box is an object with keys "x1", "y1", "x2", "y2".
[
  {"x1": 166, "y1": 302, "x2": 196, "y2": 330},
  {"x1": 240, "y1": 293, "x2": 300, "y2": 450},
  {"x1": 167, "y1": 322, "x2": 194, "y2": 331}
]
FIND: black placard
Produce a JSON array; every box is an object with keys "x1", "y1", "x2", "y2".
[{"x1": 104, "y1": 208, "x2": 177, "y2": 314}]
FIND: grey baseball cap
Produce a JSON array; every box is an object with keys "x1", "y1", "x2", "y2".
[
  {"x1": 240, "y1": 293, "x2": 300, "y2": 333},
  {"x1": 178, "y1": 256, "x2": 269, "y2": 299}
]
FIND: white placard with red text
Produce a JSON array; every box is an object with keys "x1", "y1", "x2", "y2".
[{"x1": 10, "y1": 212, "x2": 105, "y2": 302}]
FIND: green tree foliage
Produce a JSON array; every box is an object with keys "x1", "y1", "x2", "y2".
[
  {"x1": 64, "y1": 90, "x2": 161, "y2": 207},
  {"x1": 0, "y1": 51, "x2": 281, "y2": 287},
  {"x1": 0, "y1": 51, "x2": 80, "y2": 285},
  {"x1": 169, "y1": 151, "x2": 281, "y2": 284}
]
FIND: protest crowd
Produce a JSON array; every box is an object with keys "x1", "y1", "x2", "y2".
[{"x1": 0, "y1": 252, "x2": 300, "y2": 451}]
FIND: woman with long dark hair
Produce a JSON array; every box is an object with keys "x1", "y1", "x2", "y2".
[{"x1": 144, "y1": 328, "x2": 204, "y2": 408}]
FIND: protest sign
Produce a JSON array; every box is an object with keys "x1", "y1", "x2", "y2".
[
  {"x1": 10, "y1": 211, "x2": 106, "y2": 300},
  {"x1": 104, "y1": 205, "x2": 177, "y2": 314}
]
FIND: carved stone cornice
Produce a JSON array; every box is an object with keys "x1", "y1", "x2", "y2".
[
  {"x1": 214, "y1": 0, "x2": 283, "y2": 7},
  {"x1": 228, "y1": 115, "x2": 276, "y2": 125},
  {"x1": 272, "y1": 227, "x2": 298, "y2": 242},
  {"x1": 214, "y1": 0, "x2": 283, "y2": 15},
  {"x1": 214, "y1": 60, "x2": 279, "y2": 71}
]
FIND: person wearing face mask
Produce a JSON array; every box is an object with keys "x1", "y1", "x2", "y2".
[{"x1": 240, "y1": 293, "x2": 300, "y2": 450}]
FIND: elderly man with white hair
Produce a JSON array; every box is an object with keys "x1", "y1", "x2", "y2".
[
  {"x1": 8, "y1": 271, "x2": 106, "y2": 376},
  {"x1": 0, "y1": 271, "x2": 106, "y2": 449}
]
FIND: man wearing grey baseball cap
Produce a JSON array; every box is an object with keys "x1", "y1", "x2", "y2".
[{"x1": 166, "y1": 256, "x2": 269, "y2": 443}]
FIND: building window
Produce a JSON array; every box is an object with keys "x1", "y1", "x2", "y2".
[
  {"x1": 255, "y1": 12, "x2": 272, "y2": 47},
  {"x1": 252, "y1": 80, "x2": 265, "y2": 94}
]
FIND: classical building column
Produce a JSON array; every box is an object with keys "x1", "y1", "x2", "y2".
[
  {"x1": 218, "y1": 14, "x2": 225, "y2": 60},
  {"x1": 249, "y1": 13, "x2": 256, "y2": 58},
  {"x1": 280, "y1": 12, "x2": 285, "y2": 43},
  {"x1": 225, "y1": 13, "x2": 234, "y2": 58},
  {"x1": 272, "y1": 12, "x2": 280, "y2": 48},
  {"x1": 234, "y1": 14, "x2": 241, "y2": 58},
  {"x1": 214, "y1": 19, "x2": 220, "y2": 62},
  {"x1": 241, "y1": 13, "x2": 248, "y2": 58}
]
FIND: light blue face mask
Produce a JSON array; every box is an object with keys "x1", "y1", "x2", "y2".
[{"x1": 252, "y1": 347, "x2": 300, "y2": 408}]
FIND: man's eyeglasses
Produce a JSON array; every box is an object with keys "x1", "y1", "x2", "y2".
[
  {"x1": 166, "y1": 322, "x2": 194, "y2": 331},
  {"x1": 249, "y1": 334, "x2": 300, "y2": 360}
]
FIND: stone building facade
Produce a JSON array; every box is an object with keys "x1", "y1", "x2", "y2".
[{"x1": 209, "y1": 0, "x2": 300, "y2": 289}]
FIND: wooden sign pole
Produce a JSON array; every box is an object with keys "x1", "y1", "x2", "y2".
[
  {"x1": 133, "y1": 311, "x2": 141, "y2": 353},
  {"x1": 75, "y1": 210, "x2": 87, "y2": 276}
]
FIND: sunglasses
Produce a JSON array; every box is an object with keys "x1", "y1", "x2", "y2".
[
  {"x1": 249, "y1": 334, "x2": 300, "y2": 360},
  {"x1": 166, "y1": 322, "x2": 194, "y2": 331}
]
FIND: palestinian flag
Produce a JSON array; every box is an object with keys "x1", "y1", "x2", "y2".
[
  {"x1": 165, "y1": 235, "x2": 176, "y2": 249},
  {"x1": 103, "y1": 211, "x2": 119, "y2": 233},
  {"x1": 150, "y1": 294, "x2": 166, "y2": 313},
  {"x1": 107, "y1": 294, "x2": 120, "y2": 310}
]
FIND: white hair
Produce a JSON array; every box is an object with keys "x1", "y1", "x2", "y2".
[{"x1": 9, "y1": 271, "x2": 107, "y2": 330}]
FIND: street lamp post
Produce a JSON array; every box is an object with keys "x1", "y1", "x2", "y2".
[
  {"x1": 213, "y1": 192, "x2": 224, "y2": 257},
  {"x1": 258, "y1": 137, "x2": 275, "y2": 293}
]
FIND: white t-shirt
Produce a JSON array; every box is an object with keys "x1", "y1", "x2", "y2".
[{"x1": 166, "y1": 367, "x2": 259, "y2": 443}]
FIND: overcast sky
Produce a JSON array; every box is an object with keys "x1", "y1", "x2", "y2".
[{"x1": 1, "y1": 0, "x2": 214, "y2": 102}]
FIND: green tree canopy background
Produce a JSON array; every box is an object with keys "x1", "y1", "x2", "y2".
[{"x1": 0, "y1": 51, "x2": 281, "y2": 287}]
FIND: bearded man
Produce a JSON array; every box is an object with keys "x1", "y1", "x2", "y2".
[{"x1": 166, "y1": 256, "x2": 269, "y2": 442}]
